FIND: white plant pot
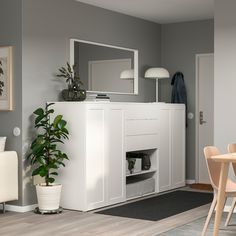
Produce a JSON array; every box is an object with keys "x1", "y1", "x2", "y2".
[{"x1": 36, "y1": 183, "x2": 62, "y2": 211}]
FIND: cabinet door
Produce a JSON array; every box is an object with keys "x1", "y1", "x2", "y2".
[
  {"x1": 86, "y1": 108, "x2": 106, "y2": 210},
  {"x1": 171, "y1": 108, "x2": 185, "y2": 188},
  {"x1": 54, "y1": 103, "x2": 87, "y2": 211},
  {"x1": 107, "y1": 108, "x2": 125, "y2": 205},
  {"x1": 159, "y1": 109, "x2": 171, "y2": 192}
]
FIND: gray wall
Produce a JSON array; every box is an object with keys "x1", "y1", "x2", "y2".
[
  {"x1": 22, "y1": 0, "x2": 161, "y2": 205},
  {"x1": 160, "y1": 20, "x2": 214, "y2": 180},
  {"x1": 214, "y1": 0, "x2": 236, "y2": 153},
  {"x1": 1, "y1": 0, "x2": 215, "y2": 206},
  {"x1": 0, "y1": 0, "x2": 23, "y2": 205}
]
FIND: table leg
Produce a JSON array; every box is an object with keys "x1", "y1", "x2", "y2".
[{"x1": 213, "y1": 162, "x2": 229, "y2": 236}]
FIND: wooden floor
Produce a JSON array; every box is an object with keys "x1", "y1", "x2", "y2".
[
  {"x1": 0, "y1": 203, "x2": 216, "y2": 236},
  {"x1": 1, "y1": 192, "x2": 236, "y2": 236}
]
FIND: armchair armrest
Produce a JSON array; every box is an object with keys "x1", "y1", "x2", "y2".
[{"x1": 0, "y1": 151, "x2": 18, "y2": 204}]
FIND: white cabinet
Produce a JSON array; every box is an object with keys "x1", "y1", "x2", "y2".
[
  {"x1": 159, "y1": 104, "x2": 186, "y2": 192},
  {"x1": 53, "y1": 102, "x2": 185, "y2": 211},
  {"x1": 53, "y1": 102, "x2": 125, "y2": 211}
]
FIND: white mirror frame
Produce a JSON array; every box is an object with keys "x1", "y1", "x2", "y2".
[{"x1": 70, "y1": 38, "x2": 138, "y2": 95}]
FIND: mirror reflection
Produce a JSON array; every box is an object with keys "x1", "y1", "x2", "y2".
[{"x1": 70, "y1": 39, "x2": 138, "y2": 94}]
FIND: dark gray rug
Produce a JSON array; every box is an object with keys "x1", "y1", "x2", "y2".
[{"x1": 97, "y1": 190, "x2": 213, "y2": 221}]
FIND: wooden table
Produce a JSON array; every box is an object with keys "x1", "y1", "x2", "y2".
[{"x1": 211, "y1": 153, "x2": 236, "y2": 236}]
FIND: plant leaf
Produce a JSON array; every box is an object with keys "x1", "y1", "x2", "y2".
[
  {"x1": 34, "y1": 108, "x2": 44, "y2": 116},
  {"x1": 35, "y1": 114, "x2": 45, "y2": 125},
  {"x1": 58, "y1": 119, "x2": 66, "y2": 129},
  {"x1": 50, "y1": 172, "x2": 58, "y2": 176},
  {"x1": 53, "y1": 115, "x2": 62, "y2": 127},
  {"x1": 32, "y1": 167, "x2": 41, "y2": 176}
]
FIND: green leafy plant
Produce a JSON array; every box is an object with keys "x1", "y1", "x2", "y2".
[
  {"x1": 27, "y1": 103, "x2": 69, "y2": 186},
  {"x1": 0, "y1": 60, "x2": 4, "y2": 96},
  {"x1": 57, "y1": 62, "x2": 83, "y2": 91}
]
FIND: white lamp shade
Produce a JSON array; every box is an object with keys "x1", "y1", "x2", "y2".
[
  {"x1": 120, "y1": 69, "x2": 134, "y2": 79},
  {"x1": 144, "y1": 67, "x2": 170, "y2": 79}
]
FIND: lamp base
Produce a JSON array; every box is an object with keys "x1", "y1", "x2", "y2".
[{"x1": 156, "y1": 79, "x2": 159, "y2": 102}]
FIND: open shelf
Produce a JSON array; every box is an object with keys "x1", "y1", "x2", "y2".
[
  {"x1": 126, "y1": 168, "x2": 157, "y2": 177},
  {"x1": 125, "y1": 149, "x2": 158, "y2": 199}
]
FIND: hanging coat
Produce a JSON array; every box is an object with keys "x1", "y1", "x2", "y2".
[
  {"x1": 171, "y1": 72, "x2": 187, "y2": 126},
  {"x1": 171, "y1": 72, "x2": 187, "y2": 109}
]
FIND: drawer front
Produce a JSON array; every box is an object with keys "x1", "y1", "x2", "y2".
[
  {"x1": 126, "y1": 119, "x2": 158, "y2": 136},
  {"x1": 126, "y1": 134, "x2": 159, "y2": 152},
  {"x1": 125, "y1": 106, "x2": 159, "y2": 120}
]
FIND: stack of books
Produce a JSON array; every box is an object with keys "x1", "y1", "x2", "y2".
[
  {"x1": 86, "y1": 94, "x2": 110, "y2": 102},
  {"x1": 95, "y1": 94, "x2": 110, "y2": 102}
]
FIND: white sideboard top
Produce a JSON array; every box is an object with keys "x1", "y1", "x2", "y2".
[{"x1": 51, "y1": 101, "x2": 185, "y2": 108}]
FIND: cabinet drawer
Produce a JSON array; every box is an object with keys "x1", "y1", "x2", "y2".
[
  {"x1": 125, "y1": 107, "x2": 159, "y2": 120},
  {"x1": 126, "y1": 119, "x2": 158, "y2": 136},
  {"x1": 126, "y1": 134, "x2": 159, "y2": 152}
]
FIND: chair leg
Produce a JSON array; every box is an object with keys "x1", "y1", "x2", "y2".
[
  {"x1": 225, "y1": 198, "x2": 236, "y2": 226},
  {"x1": 201, "y1": 194, "x2": 217, "y2": 236}
]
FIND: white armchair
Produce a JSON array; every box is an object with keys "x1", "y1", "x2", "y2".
[{"x1": 0, "y1": 151, "x2": 18, "y2": 213}]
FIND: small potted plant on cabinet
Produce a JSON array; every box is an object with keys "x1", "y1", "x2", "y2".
[
  {"x1": 57, "y1": 62, "x2": 86, "y2": 101},
  {"x1": 28, "y1": 103, "x2": 69, "y2": 213}
]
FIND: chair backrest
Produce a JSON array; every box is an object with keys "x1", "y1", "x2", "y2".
[
  {"x1": 203, "y1": 146, "x2": 221, "y2": 190},
  {"x1": 227, "y1": 143, "x2": 236, "y2": 176}
]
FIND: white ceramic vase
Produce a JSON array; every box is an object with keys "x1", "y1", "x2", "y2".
[{"x1": 36, "y1": 184, "x2": 62, "y2": 211}]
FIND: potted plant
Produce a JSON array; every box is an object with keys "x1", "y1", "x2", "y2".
[
  {"x1": 57, "y1": 62, "x2": 86, "y2": 101},
  {"x1": 0, "y1": 60, "x2": 4, "y2": 96},
  {"x1": 27, "y1": 103, "x2": 69, "y2": 213}
]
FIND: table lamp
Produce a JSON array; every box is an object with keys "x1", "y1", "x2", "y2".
[{"x1": 144, "y1": 67, "x2": 170, "y2": 102}]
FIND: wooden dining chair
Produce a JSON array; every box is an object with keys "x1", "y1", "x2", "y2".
[
  {"x1": 224, "y1": 143, "x2": 236, "y2": 226},
  {"x1": 202, "y1": 146, "x2": 236, "y2": 236}
]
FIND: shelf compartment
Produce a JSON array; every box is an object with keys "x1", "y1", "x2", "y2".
[
  {"x1": 126, "y1": 169, "x2": 156, "y2": 177},
  {"x1": 126, "y1": 177, "x2": 155, "y2": 199}
]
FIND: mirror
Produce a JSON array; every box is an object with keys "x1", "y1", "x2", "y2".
[{"x1": 70, "y1": 39, "x2": 138, "y2": 95}]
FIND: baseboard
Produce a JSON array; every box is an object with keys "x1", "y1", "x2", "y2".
[
  {"x1": 186, "y1": 179, "x2": 196, "y2": 185},
  {"x1": 0, "y1": 203, "x2": 37, "y2": 213}
]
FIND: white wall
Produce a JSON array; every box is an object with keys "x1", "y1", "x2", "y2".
[{"x1": 214, "y1": 0, "x2": 236, "y2": 152}]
